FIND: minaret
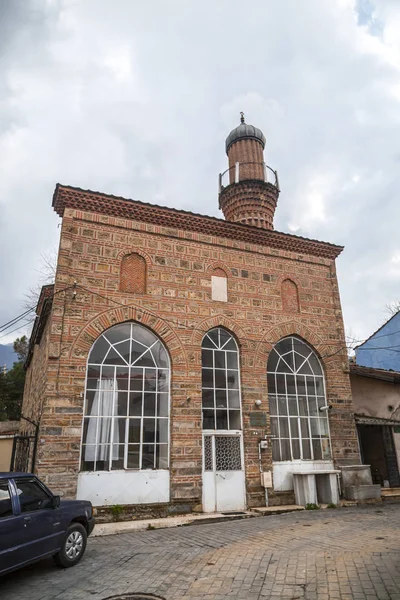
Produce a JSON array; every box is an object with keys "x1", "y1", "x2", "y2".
[{"x1": 218, "y1": 113, "x2": 280, "y2": 230}]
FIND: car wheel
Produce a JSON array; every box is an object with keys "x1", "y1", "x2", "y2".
[{"x1": 53, "y1": 523, "x2": 87, "y2": 568}]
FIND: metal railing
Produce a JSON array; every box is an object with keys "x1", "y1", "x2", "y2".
[{"x1": 218, "y1": 162, "x2": 279, "y2": 194}]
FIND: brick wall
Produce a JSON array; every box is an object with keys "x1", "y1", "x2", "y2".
[
  {"x1": 219, "y1": 180, "x2": 279, "y2": 230},
  {"x1": 22, "y1": 205, "x2": 360, "y2": 508},
  {"x1": 228, "y1": 139, "x2": 265, "y2": 181},
  {"x1": 120, "y1": 252, "x2": 146, "y2": 293}
]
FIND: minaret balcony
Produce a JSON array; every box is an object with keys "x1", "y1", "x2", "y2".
[{"x1": 218, "y1": 161, "x2": 280, "y2": 195}]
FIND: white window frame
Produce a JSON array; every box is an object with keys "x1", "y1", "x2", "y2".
[
  {"x1": 267, "y1": 336, "x2": 332, "y2": 462},
  {"x1": 201, "y1": 328, "x2": 243, "y2": 432},
  {"x1": 80, "y1": 322, "x2": 170, "y2": 472}
]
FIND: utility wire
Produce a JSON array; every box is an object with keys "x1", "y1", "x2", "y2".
[
  {"x1": 0, "y1": 318, "x2": 36, "y2": 341},
  {"x1": 1, "y1": 281, "x2": 400, "y2": 361},
  {"x1": 73, "y1": 284, "x2": 400, "y2": 353},
  {"x1": 73, "y1": 284, "x2": 355, "y2": 360},
  {"x1": 0, "y1": 307, "x2": 36, "y2": 334},
  {"x1": 0, "y1": 284, "x2": 76, "y2": 336}
]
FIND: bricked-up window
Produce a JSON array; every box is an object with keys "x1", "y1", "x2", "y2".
[
  {"x1": 267, "y1": 337, "x2": 331, "y2": 462},
  {"x1": 281, "y1": 279, "x2": 299, "y2": 313},
  {"x1": 211, "y1": 268, "x2": 228, "y2": 302},
  {"x1": 202, "y1": 328, "x2": 242, "y2": 430},
  {"x1": 120, "y1": 253, "x2": 146, "y2": 293},
  {"x1": 81, "y1": 323, "x2": 170, "y2": 472}
]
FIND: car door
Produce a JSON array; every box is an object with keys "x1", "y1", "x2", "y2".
[
  {"x1": 0, "y1": 479, "x2": 25, "y2": 574},
  {"x1": 12, "y1": 477, "x2": 64, "y2": 565}
]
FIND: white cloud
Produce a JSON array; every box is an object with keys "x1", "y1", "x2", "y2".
[{"x1": 1, "y1": 0, "x2": 400, "y2": 345}]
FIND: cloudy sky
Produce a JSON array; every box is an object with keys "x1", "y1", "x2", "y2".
[{"x1": 1, "y1": 0, "x2": 400, "y2": 347}]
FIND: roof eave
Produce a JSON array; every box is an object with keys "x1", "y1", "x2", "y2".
[{"x1": 52, "y1": 183, "x2": 344, "y2": 260}]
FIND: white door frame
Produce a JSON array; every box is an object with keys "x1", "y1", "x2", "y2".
[{"x1": 202, "y1": 430, "x2": 246, "y2": 513}]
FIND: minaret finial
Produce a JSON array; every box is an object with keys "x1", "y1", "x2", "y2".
[{"x1": 240, "y1": 111, "x2": 245, "y2": 124}]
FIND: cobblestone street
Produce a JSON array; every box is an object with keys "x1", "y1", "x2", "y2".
[{"x1": 1, "y1": 504, "x2": 400, "y2": 600}]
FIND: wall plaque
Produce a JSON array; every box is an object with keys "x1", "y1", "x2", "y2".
[{"x1": 249, "y1": 411, "x2": 267, "y2": 427}]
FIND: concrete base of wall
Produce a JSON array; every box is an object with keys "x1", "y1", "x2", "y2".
[
  {"x1": 94, "y1": 500, "x2": 200, "y2": 524},
  {"x1": 266, "y1": 490, "x2": 296, "y2": 506},
  {"x1": 344, "y1": 484, "x2": 381, "y2": 501}
]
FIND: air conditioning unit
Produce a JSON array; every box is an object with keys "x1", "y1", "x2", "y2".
[{"x1": 260, "y1": 471, "x2": 272, "y2": 488}]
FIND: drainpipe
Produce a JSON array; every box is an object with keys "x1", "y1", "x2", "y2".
[{"x1": 258, "y1": 441, "x2": 269, "y2": 507}]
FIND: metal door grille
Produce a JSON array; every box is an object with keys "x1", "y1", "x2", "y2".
[{"x1": 215, "y1": 436, "x2": 241, "y2": 471}]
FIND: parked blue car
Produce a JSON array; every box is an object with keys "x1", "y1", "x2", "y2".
[{"x1": 0, "y1": 472, "x2": 95, "y2": 576}]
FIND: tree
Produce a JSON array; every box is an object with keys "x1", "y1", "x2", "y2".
[
  {"x1": 13, "y1": 336, "x2": 28, "y2": 363},
  {"x1": 385, "y1": 302, "x2": 400, "y2": 318},
  {"x1": 0, "y1": 337, "x2": 27, "y2": 421},
  {"x1": 23, "y1": 250, "x2": 57, "y2": 311}
]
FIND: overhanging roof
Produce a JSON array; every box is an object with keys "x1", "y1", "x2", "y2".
[
  {"x1": 350, "y1": 364, "x2": 400, "y2": 384},
  {"x1": 355, "y1": 413, "x2": 400, "y2": 426},
  {"x1": 52, "y1": 184, "x2": 343, "y2": 260}
]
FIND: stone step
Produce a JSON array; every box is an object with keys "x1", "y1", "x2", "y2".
[
  {"x1": 381, "y1": 488, "x2": 400, "y2": 497},
  {"x1": 382, "y1": 488, "x2": 400, "y2": 502},
  {"x1": 251, "y1": 504, "x2": 305, "y2": 515}
]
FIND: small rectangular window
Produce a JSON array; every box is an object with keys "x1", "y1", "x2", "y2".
[{"x1": 211, "y1": 276, "x2": 228, "y2": 302}]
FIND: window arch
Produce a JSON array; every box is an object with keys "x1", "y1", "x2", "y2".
[
  {"x1": 267, "y1": 336, "x2": 331, "y2": 462},
  {"x1": 120, "y1": 253, "x2": 146, "y2": 293},
  {"x1": 81, "y1": 322, "x2": 170, "y2": 472},
  {"x1": 201, "y1": 328, "x2": 242, "y2": 430}
]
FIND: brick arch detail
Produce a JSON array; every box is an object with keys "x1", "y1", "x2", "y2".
[
  {"x1": 254, "y1": 321, "x2": 332, "y2": 371},
  {"x1": 275, "y1": 273, "x2": 302, "y2": 289},
  {"x1": 190, "y1": 314, "x2": 250, "y2": 351},
  {"x1": 116, "y1": 247, "x2": 152, "y2": 266},
  {"x1": 69, "y1": 305, "x2": 188, "y2": 368},
  {"x1": 206, "y1": 262, "x2": 230, "y2": 278}
]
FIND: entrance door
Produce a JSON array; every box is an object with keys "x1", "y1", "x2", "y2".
[
  {"x1": 382, "y1": 426, "x2": 400, "y2": 487},
  {"x1": 202, "y1": 433, "x2": 246, "y2": 513},
  {"x1": 358, "y1": 425, "x2": 400, "y2": 487}
]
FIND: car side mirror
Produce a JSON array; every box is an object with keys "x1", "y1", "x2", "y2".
[{"x1": 52, "y1": 495, "x2": 60, "y2": 508}]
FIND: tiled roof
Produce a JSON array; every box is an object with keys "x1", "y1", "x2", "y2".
[
  {"x1": 350, "y1": 364, "x2": 400, "y2": 383},
  {"x1": 36, "y1": 284, "x2": 54, "y2": 316},
  {"x1": 52, "y1": 184, "x2": 343, "y2": 260},
  {"x1": 355, "y1": 413, "x2": 400, "y2": 425},
  {"x1": 25, "y1": 285, "x2": 54, "y2": 369}
]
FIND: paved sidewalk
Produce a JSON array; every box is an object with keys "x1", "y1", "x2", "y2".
[
  {"x1": 1, "y1": 504, "x2": 400, "y2": 599},
  {"x1": 92, "y1": 505, "x2": 305, "y2": 536}
]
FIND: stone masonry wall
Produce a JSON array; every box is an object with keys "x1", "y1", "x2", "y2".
[
  {"x1": 26, "y1": 206, "x2": 360, "y2": 508},
  {"x1": 22, "y1": 316, "x2": 52, "y2": 436}
]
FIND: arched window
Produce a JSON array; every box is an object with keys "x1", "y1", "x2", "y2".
[
  {"x1": 201, "y1": 328, "x2": 242, "y2": 430},
  {"x1": 267, "y1": 336, "x2": 331, "y2": 462},
  {"x1": 120, "y1": 253, "x2": 146, "y2": 293},
  {"x1": 81, "y1": 322, "x2": 169, "y2": 472}
]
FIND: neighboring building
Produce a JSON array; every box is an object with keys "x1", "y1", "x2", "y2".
[
  {"x1": 21, "y1": 116, "x2": 360, "y2": 513},
  {"x1": 0, "y1": 421, "x2": 20, "y2": 471},
  {"x1": 356, "y1": 311, "x2": 400, "y2": 371},
  {"x1": 351, "y1": 314, "x2": 400, "y2": 487}
]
